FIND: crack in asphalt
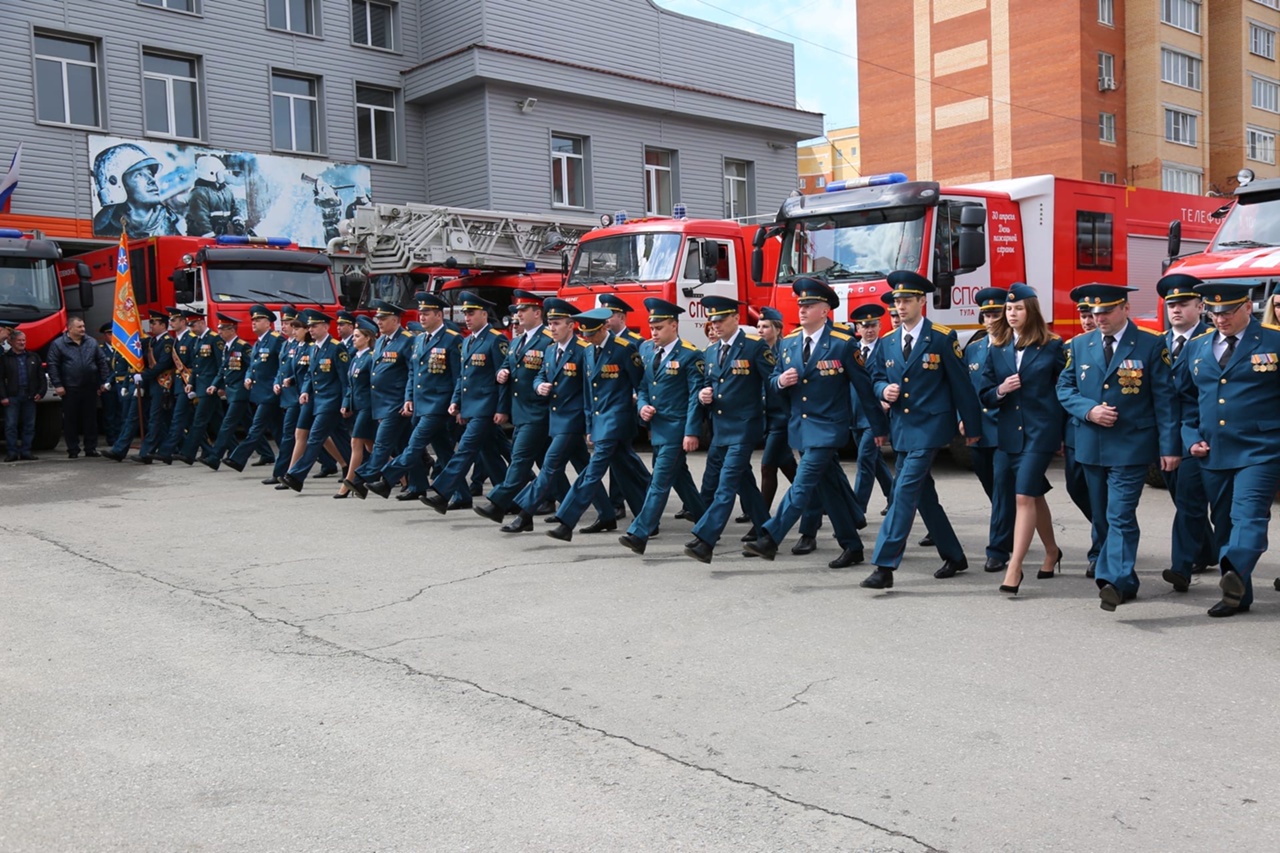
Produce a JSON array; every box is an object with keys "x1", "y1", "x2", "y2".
[
  {"x1": 771, "y1": 677, "x2": 836, "y2": 713},
  {"x1": 11, "y1": 526, "x2": 946, "y2": 853}
]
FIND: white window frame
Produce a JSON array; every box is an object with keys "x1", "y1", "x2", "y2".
[
  {"x1": 355, "y1": 84, "x2": 397, "y2": 162},
  {"x1": 1099, "y1": 172, "x2": 1117, "y2": 184},
  {"x1": 1250, "y1": 22, "x2": 1277, "y2": 59},
  {"x1": 815, "y1": 176, "x2": 826, "y2": 189},
  {"x1": 1161, "y1": 0, "x2": 1201, "y2": 34},
  {"x1": 551, "y1": 134, "x2": 586, "y2": 209},
  {"x1": 1252, "y1": 76, "x2": 1279, "y2": 114},
  {"x1": 271, "y1": 71, "x2": 320, "y2": 153},
  {"x1": 1252, "y1": 0, "x2": 1279, "y2": 9},
  {"x1": 1162, "y1": 163, "x2": 1202, "y2": 195},
  {"x1": 1160, "y1": 48, "x2": 1202, "y2": 91},
  {"x1": 33, "y1": 32, "x2": 101, "y2": 128},
  {"x1": 352, "y1": 0, "x2": 395, "y2": 50},
  {"x1": 724, "y1": 159, "x2": 751, "y2": 219},
  {"x1": 268, "y1": 0, "x2": 317, "y2": 35},
  {"x1": 139, "y1": 0, "x2": 199, "y2": 12},
  {"x1": 644, "y1": 148, "x2": 675, "y2": 217},
  {"x1": 1247, "y1": 127, "x2": 1277, "y2": 165},
  {"x1": 143, "y1": 51, "x2": 201, "y2": 140},
  {"x1": 1099, "y1": 112, "x2": 1116, "y2": 143},
  {"x1": 1098, "y1": 0, "x2": 1114, "y2": 25},
  {"x1": 1097, "y1": 52, "x2": 1115, "y2": 87},
  {"x1": 1164, "y1": 107, "x2": 1198, "y2": 147}
]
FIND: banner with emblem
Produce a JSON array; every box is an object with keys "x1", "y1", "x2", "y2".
[{"x1": 110, "y1": 231, "x2": 144, "y2": 372}]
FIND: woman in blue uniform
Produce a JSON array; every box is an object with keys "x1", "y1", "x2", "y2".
[
  {"x1": 980, "y1": 283, "x2": 1067, "y2": 594},
  {"x1": 336, "y1": 318, "x2": 377, "y2": 498},
  {"x1": 756, "y1": 307, "x2": 796, "y2": 515}
]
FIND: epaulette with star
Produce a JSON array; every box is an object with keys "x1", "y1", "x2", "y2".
[
  {"x1": 931, "y1": 323, "x2": 953, "y2": 335},
  {"x1": 829, "y1": 330, "x2": 852, "y2": 341}
]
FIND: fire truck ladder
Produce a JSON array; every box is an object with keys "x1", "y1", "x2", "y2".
[{"x1": 339, "y1": 203, "x2": 600, "y2": 275}]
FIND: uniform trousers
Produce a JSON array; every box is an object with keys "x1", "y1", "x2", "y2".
[
  {"x1": 208, "y1": 398, "x2": 249, "y2": 459},
  {"x1": 764, "y1": 446, "x2": 866, "y2": 550},
  {"x1": 157, "y1": 391, "x2": 194, "y2": 459},
  {"x1": 627, "y1": 441, "x2": 705, "y2": 540},
  {"x1": 515, "y1": 434, "x2": 612, "y2": 517},
  {"x1": 355, "y1": 413, "x2": 412, "y2": 482},
  {"x1": 110, "y1": 385, "x2": 168, "y2": 457},
  {"x1": 272, "y1": 405, "x2": 300, "y2": 479},
  {"x1": 1201, "y1": 464, "x2": 1279, "y2": 609},
  {"x1": 229, "y1": 399, "x2": 282, "y2": 468},
  {"x1": 852, "y1": 427, "x2": 894, "y2": 513},
  {"x1": 690, "y1": 442, "x2": 768, "y2": 546},
  {"x1": 431, "y1": 417, "x2": 507, "y2": 501},
  {"x1": 180, "y1": 395, "x2": 222, "y2": 460},
  {"x1": 287, "y1": 405, "x2": 350, "y2": 482},
  {"x1": 487, "y1": 420, "x2": 555, "y2": 510},
  {"x1": 797, "y1": 462, "x2": 861, "y2": 547},
  {"x1": 554, "y1": 436, "x2": 649, "y2": 527},
  {"x1": 1063, "y1": 443, "x2": 1100, "y2": 563},
  {"x1": 1163, "y1": 456, "x2": 1221, "y2": 579},
  {"x1": 380, "y1": 412, "x2": 453, "y2": 493},
  {"x1": 871, "y1": 448, "x2": 966, "y2": 568},
  {"x1": 1082, "y1": 463, "x2": 1147, "y2": 597}
]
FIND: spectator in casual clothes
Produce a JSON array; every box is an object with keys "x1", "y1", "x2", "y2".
[
  {"x1": 46, "y1": 316, "x2": 108, "y2": 458},
  {"x1": 2, "y1": 330, "x2": 48, "y2": 460}
]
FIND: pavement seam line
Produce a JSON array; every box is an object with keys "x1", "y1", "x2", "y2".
[
  {"x1": 770, "y1": 677, "x2": 836, "y2": 712},
  {"x1": 10, "y1": 525, "x2": 947, "y2": 853}
]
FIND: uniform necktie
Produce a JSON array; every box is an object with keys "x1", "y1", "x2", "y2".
[
  {"x1": 1103, "y1": 335, "x2": 1115, "y2": 367},
  {"x1": 803, "y1": 336, "x2": 812, "y2": 365},
  {"x1": 1220, "y1": 335, "x2": 1237, "y2": 368},
  {"x1": 1172, "y1": 335, "x2": 1185, "y2": 359},
  {"x1": 902, "y1": 333, "x2": 913, "y2": 361},
  {"x1": 651, "y1": 347, "x2": 663, "y2": 376},
  {"x1": 861, "y1": 345, "x2": 870, "y2": 364},
  {"x1": 719, "y1": 341, "x2": 729, "y2": 366}
]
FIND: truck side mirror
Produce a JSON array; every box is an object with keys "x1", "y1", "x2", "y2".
[
  {"x1": 1167, "y1": 220, "x2": 1182, "y2": 259},
  {"x1": 76, "y1": 261, "x2": 94, "y2": 309},
  {"x1": 699, "y1": 239, "x2": 720, "y2": 284},
  {"x1": 956, "y1": 205, "x2": 986, "y2": 272},
  {"x1": 751, "y1": 248, "x2": 763, "y2": 285},
  {"x1": 339, "y1": 270, "x2": 366, "y2": 310}
]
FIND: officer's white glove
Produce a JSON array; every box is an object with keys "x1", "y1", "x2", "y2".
[{"x1": 133, "y1": 373, "x2": 143, "y2": 385}]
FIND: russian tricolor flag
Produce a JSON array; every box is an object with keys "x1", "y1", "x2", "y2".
[{"x1": 0, "y1": 143, "x2": 20, "y2": 214}]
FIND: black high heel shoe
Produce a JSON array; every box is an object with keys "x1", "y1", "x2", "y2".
[
  {"x1": 999, "y1": 568, "x2": 1024, "y2": 595},
  {"x1": 1037, "y1": 547, "x2": 1064, "y2": 580}
]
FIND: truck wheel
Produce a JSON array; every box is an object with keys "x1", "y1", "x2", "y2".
[
  {"x1": 948, "y1": 436, "x2": 972, "y2": 469},
  {"x1": 33, "y1": 403, "x2": 62, "y2": 451}
]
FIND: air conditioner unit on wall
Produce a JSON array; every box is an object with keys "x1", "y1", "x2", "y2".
[{"x1": 1099, "y1": 76, "x2": 1117, "y2": 91}]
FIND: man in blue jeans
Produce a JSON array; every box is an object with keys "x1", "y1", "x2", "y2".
[{"x1": 2, "y1": 330, "x2": 47, "y2": 460}]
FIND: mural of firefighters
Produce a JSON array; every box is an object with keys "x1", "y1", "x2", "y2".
[{"x1": 88, "y1": 135, "x2": 371, "y2": 247}]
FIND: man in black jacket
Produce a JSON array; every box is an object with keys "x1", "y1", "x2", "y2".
[
  {"x1": 1, "y1": 330, "x2": 48, "y2": 460},
  {"x1": 46, "y1": 316, "x2": 108, "y2": 458}
]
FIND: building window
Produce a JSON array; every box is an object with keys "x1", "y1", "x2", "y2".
[
  {"x1": 724, "y1": 159, "x2": 752, "y2": 219},
  {"x1": 1076, "y1": 211, "x2": 1114, "y2": 270},
  {"x1": 1097, "y1": 52, "x2": 1115, "y2": 89},
  {"x1": 1248, "y1": 128, "x2": 1277, "y2": 164},
  {"x1": 1165, "y1": 108, "x2": 1197, "y2": 146},
  {"x1": 1160, "y1": 49, "x2": 1201, "y2": 91},
  {"x1": 1253, "y1": 0, "x2": 1280, "y2": 8},
  {"x1": 271, "y1": 72, "x2": 319, "y2": 152},
  {"x1": 816, "y1": 176, "x2": 826, "y2": 188},
  {"x1": 33, "y1": 33, "x2": 100, "y2": 127},
  {"x1": 1252, "y1": 77, "x2": 1279, "y2": 113},
  {"x1": 1161, "y1": 0, "x2": 1200, "y2": 34},
  {"x1": 352, "y1": 1, "x2": 394, "y2": 49},
  {"x1": 143, "y1": 52, "x2": 200, "y2": 139},
  {"x1": 644, "y1": 148, "x2": 675, "y2": 216},
  {"x1": 1098, "y1": 0, "x2": 1114, "y2": 25},
  {"x1": 1099, "y1": 112, "x2": 1116, "y2": 143},
  {"x1": 355, "y1": 85, "x2": 396, "y2": 161},
  {"x1": 799, "y1": 177, "x2": 807, "y2": 189},
  {"x1": 1251, "y1": 24, "x2": 1277, "y2": 59},
  {"x1": 268, "y1": 0, "x2": 316, "y2": 34},
  {"x1": 1162, "y1": 164, "x2": 1202, "y2": 195},
  {"x1": 140, "y1": 0, "x2": 197, "y2": 11},
  {"x1": 1099, "y1": 172, "x2": 1117, "y2": 184},
  {"x1": 551, "y1": 135, "x2": 586, "y2": 208}
]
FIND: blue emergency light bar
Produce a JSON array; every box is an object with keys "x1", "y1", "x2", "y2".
[
  {"x1": 672, "y1": 203, "x2": 687, "y2": 219},
  {"x1": 525, "y1": 261, "x2": 536, "y2": 273},
  {"x1": 825, "y1": 172, "x2": 909, "y2": 193},
  {"x1": 0, "y1": 228, "x2": 24, "y2": 238},
  {"x1": 613, "y1": 210, "x2": 628, "y2": 226},
  {"x1": 216, "y1": 235, "x2": 292, "y2": 247}
]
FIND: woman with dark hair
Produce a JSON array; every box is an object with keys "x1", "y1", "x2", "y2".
[
  {"x1": 336, "y1": 321, "x2": 377, "y2": 498},
  {"x1": 981, "y1": 283, "x2": 1067, "y2": 594},
  {"x1": 755, "y1": 308, "x2": 797, "y2": 514}
]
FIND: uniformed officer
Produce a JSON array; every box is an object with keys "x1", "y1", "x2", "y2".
[
  {"x1": 1065, "y1": 297, "x2": 1101, "y2": 577},
  {"x1": 363, "y1": 293, "x2": 462, "y2": 499},
  {"x1": 1156, "y1": 273, "x2": 1221, "y2": 590},
  {"x1": 268, "y1": 306, "x2": 305, "y2": 486},
  {"x1": 156, "y1": 307, "x2": 200, "y2": 464},
  {"x1": 279, "y1": 309, "x2": 351, "y2": 490},
  {"x1": 103, "y1": 310, "x2": 174, "y2": 464},
  {"x1": 755, "y1": 306, "x2": 798, "y2": 529},
  {"x1": 861, "y1": 271, "x2": 982, "y2": 589},
  {"x1": 543, "y1": 307, "x2": 652, "y2": 541},
  {"x1": 967, "y1": 287, "x2": 1011, "y2": 573},
  {"x1": 202, "y1": 313, "x2": 252, "y2": 468},
  {"x1": 338, "y1": 315, "x2": 380, "y2": 497},
  {"x1": 336, "y1": 310, "x2": 357, "y2": 356},
  {"x1": 617, "y1": 298, "x2": 707, "y2": 554},
  {"x1": 176, "y1": 311, "x2": 225, "y2": 465},
  {"x1": 1056, "y1": 283, "x2": 1180, "y2": 611},
  {"x1": 849, "y1": 303, "x2": 894, "y2": 519},
  {"x1": 598, "y1": 292, "x2": 644, "y2": 518},
  {"x1": 97, "y1": 322, "x2": 123, "y2": 444},
  {"x1": 743, "y1": 280, "x2": 888, "y2": 568},
  {"x1": 475, "y1": 290, "x2": 558, "y2": 521},
  {"x1": 684, "y1": 296, "x2": 774, "y2": 563},
  {"x1": 345, "y1": 300, "x2": 416, "y2": 498},
  {"x1": 420, "y1": 291, "x2": 511, "y2": 512},
  {"x1": 1176, "y1": 281, "x2": 1280, "y2": 616},
  {"x1": 223, "y1": 305, "x2": 285, "y2": 472}
]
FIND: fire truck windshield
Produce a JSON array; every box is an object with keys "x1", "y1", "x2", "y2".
[
  {"x1": 204, "y1": 263, "x2": 335, "y2": 304},
  {"x1": 569, "y1": 233, "x2": 682, "y2": 284},
  {"x1": 777, "y1": 207, "x2": 927, "y2": 284},
  {"x1": 1212, "y1": 197, "x2": 1280, "y2": 250},
  {"x1": 0, "y1": 258, "x2": 61, "y2": 317}
]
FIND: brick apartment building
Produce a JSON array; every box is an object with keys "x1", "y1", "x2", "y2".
[{"x1": 797, "y1": 125, "x2": 860, "y2": 194}]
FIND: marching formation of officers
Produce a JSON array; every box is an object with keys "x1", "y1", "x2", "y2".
[{"x1": 96, "y1": 269, "x2": 1280, "y2": 619}]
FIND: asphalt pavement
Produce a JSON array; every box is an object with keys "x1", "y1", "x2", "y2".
[{"x1": 3, "y1": 450, "x2": 1279, "y2": 852}]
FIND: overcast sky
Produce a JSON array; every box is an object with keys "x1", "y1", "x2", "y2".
[{"x1": 653, "y1": 0, "x2": 860, "y2": 138}]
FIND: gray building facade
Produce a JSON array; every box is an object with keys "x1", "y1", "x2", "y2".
[{"x1": 0, "y1": 0, "x2": 821, "y2": 247}]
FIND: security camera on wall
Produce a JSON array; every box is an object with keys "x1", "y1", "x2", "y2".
[{"x1": 518, "y1": 97, "x2": 537, "y2": 113}]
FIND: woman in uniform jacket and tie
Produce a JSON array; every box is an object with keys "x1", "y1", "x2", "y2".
[{"x1": 980, "y1": 283, "x2": 1067, "y2": 594}]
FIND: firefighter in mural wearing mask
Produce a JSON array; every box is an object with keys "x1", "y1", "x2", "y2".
[{"x1": 186, "y1": 154, "x2": 245, "y2": 238}]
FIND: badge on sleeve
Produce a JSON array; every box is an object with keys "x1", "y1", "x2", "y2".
[
  {"x1": 497, "y1": 338, "x2": 509, "y2": 358},
  {"x1": 953, "y1": 340, "x2": 964, "y2": 359},
  {"x1": 632, "y1": 351, "x2": 643, "y2": 368},
  {"x1": 1161, "y1": 347, "x2": 1171, "y2": 367},
  {"x1": 763, "y1": 347, "x2": 777, "y2": 366},
  {"x1": 338, "y1": 349, "x2": 349, "y2": 363}
]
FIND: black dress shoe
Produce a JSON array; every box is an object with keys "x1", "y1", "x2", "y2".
[
  {"x1": 983, "y1": 558, "x2": 1008, "y2": 573},
  {"x1": 1208, "y1": 600, "x2": 1250, "y2": 618},
  {"x1": 447, "y1": 498, "x2": 473, "y2": 511},
  {"x1": 674, "y1": 509, "x2": 692, "y2": 521},
  {"x1": 131, "y1": 455, "x2": 154, "y2": 465},
  {"x1": 934, "y1": 558, "x2": 968, "y2": 579},
  {"x1": 580, "y1": 517, "x2": 618, "y2": 534},
  {"x1": 158, "y1": 455, "x2": 173, "y2": 465},
  {"x1": 1275, "y1": 577, "x2": 1280, "y2": 592},
  {"x1": 684, "y1": 537, "x2": 713, "y2": 563},
  {"x1": 470, "y1": 480, "x2": 484, "y2": 497},
  {"x1": 274, "y1": 483, "x2": 292, "y2": 490},
  {"x1": 261, "y1": 477, "x2": 279, "y2": 485},
  {"x1": 546, "y1": 522, "x2": 574, "y2": 542},
  {"x1": 790, "y1": 535, "x2": 817, "y2": 555},
  {"x1": 251, "y1": 458, "x2": 273, "y2": 467},
  {"x1": 741, "y1": 526, "x2": 759, "y2": 543},
  {"x1": 333, "y1": 492, "x2": 350, "y2": 500},
  {"x1": 177, "y1": 455, "x2": 195, "y2": 466},
  {"x1": 500, "y1": 513, "x2": 534, "y2": 533},
  {"x1": 533, "y1": 500, "x2": 556, "y2": 516},
  {"x1": 1162, "y1": 569, "x2": 1190, "y2": 593},
  {"x1": 342, "y1": 478, "x2": 368, "y2": 499},
  {"x1": 474, "y1": 502, "x2": 506, "y2": 523},
  {"x1": 4, "y1": 455, "x2": 17, "y2": 462},
  {"x1": 1086, "y1": 560, "x2": 1096, "y2": 579},
  {"x1": 742, "y1": 534, "x2": 778, "y2": 561},
  {"x1": 420, "y1": 491, "x2": 449, "y2": 514},
  {"x1": 860, "y1": 568, "x2": 894, "y2": 589},
  {"x1": 67, "y1": 450, "x2": 80, "y2": 459},
  {"x1": 199, "y1": 457, "x2": 220, "y2": 471},
  {"x1": 1220, "y1": 570, "x2": 1246, "y2": 608},
  {"x1": 280, "y1": 473, "x2": 303, "y2": 493},
  {"x1": 1190, "y1": 562, "x2": 1210, "y2": 575},
  {"x1": 84, "y1": 449, "x2": 100, "y2": 458},
  {"x1": 314, "y1": 469, "x2": 335, "y2": 479},
  {"x1": 880, "y1": 507, "x2": 888, "y2": 516},
  {"x1": 618, "y1": 532, "x2": 647, "y2": 555},
  {"x1": 19, "y1": 453, "x2": 39, "y2": 461},
  {"x1": 734, "y1": 513, "x2": 750, "y2": 524},
  {"x1": 395, "y1": 490, "x2": 424, "y2": 501},
  {"x1": 366, "y1": 478, "x2": 393, "y2": 499},
  {"x1": 224, "y1": 458, "x2": 245, "y2": 473},
  {"x1": 918, "y1": 534, "x2": 934, "y2": 547},
  {"x1": 828, "y1": 548, "x2": 865, "y2": 569},
  {"x1": 1098, "y1": 584, "x2": 1130, "y2": 612},
  {"x1": 101, "y1": 449, "x2": 125, "y2": 462}
]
